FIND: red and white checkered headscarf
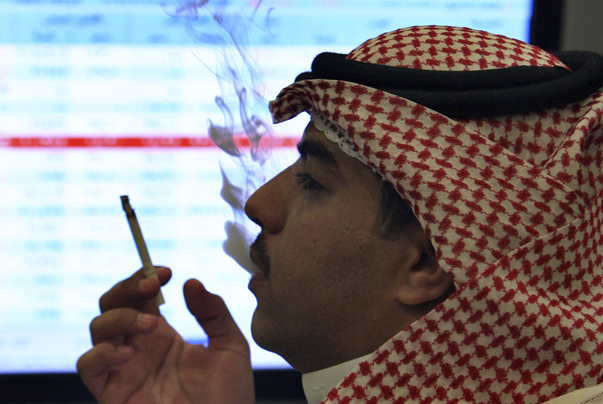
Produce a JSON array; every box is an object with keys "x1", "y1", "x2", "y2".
[{"x1": 270, "y1": 26, "x2": 603, "y2": 403}]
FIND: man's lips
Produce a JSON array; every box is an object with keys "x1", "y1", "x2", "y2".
[
  {"x1": 249, "y1": 248, "x2": 269, "y2": 277},
  {"x1": 249, "y1": 233, "x2": 271, "y2": 278},
  {"x1": 248, "y1": 247, "x2": 269, "y2": 292}
]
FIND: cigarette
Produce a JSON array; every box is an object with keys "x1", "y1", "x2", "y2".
[{"x1": 120, "y1": 195, "x2": 165, "y2": 306}]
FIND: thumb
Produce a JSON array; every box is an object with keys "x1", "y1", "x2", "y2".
[{"x1": 183, "y1": 279, "x2": 250, "y2": 355}]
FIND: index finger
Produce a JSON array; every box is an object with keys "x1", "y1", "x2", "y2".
[{"x1": 99, "y1": 266, "x2": 172, "y2": 314}]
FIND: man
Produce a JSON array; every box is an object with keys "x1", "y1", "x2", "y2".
[{"x1": 77, "y1": 26, "x2": 603, "y2": 403}]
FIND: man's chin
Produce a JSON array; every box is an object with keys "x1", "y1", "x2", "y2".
[
  {"x1": 251, "y1": 307, "x2": 293, "y2": 352},
  {"x1": 250, "y1": 312, "x2": 278, "y2": 353}
]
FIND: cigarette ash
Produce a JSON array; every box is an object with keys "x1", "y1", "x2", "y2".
[{"x1": 163, "y1": 0, "x2": 276, "y2": 275}]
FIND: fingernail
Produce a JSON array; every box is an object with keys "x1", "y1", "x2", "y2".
[
  {"x1": 138, "y1": 279, "x2": 152, "y2": 291},
  {"x1": 138, "y1": 313, "x2": 154, "y2": 327}
]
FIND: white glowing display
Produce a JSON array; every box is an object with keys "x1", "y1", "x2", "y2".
[{"x1": 0, "y1": 0, "x2": 533, "y2": 372}]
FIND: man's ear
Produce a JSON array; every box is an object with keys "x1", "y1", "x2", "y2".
[{"x1": 395, "y1": 248, "x2": 454, "y2": 307}]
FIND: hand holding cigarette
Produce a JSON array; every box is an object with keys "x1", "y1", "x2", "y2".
[{"x1": 121, "y1": 195, "x2": 165, "y2": 306}]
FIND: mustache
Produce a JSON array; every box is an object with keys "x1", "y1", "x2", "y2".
[{"x1": 249, "y1": 233, "x2": 271, "y2": 276}]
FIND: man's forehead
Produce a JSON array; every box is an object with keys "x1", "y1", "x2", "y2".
[
  {"x1": 300, "y1": 122, "x2": 347, "y2": 160},
  {"x1": 300, "y1": 121, "x2": 327, "y2": 143},
  {"x1": 297, "y1": 122, "x2": 343, "y2": 177},
  {"x1": 299, "y1": 121, "x2": 376, "y2": 181}
]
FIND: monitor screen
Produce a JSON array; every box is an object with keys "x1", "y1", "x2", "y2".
[{"x1": 0, "y1": 0, "x2": 536, "y2": 380}]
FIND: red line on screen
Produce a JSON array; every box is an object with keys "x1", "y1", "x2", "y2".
[{"x1": 0, "y1": 136, "x2": 299, "y2": 148}]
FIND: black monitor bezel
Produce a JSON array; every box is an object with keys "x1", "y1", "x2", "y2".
[{"x1": 0, "y1": 370, "x2": 305, "y2": 403}]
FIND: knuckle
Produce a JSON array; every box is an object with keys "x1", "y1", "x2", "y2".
[
  {"x1": 75, "y1": 351, "x2": 91, "y2": 373},
  {"x1": 89, "y1": 315, "x2": 104, "y2": 336},
  {"x1": 98, "y1": 292, "x2": 111, "y2": 312}
]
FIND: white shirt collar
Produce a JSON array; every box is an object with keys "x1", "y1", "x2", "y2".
[{"x1": 301, "y1": 353, "x2": 373, "y2": 404}]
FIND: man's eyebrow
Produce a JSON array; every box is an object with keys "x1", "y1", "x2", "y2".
[{"x1": 296, "y1": 139, "x2": 343, "y2": 178}]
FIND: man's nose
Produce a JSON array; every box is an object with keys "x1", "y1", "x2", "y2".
[{"x1": 244, "y1": 166, "x2": 292, "y2": 234}]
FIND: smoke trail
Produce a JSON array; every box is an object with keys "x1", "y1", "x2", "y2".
[{"x1": 162, "y1": 0, "x2": 274, "y2": 275}]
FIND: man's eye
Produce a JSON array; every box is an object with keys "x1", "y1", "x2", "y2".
[{"x1": 294, "y1": 173, "x2": 323, "y2": 191}]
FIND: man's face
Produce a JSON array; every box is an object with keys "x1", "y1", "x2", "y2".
[{"x1": 245, "y1": 122, "x2": 422, "y2": 372}]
